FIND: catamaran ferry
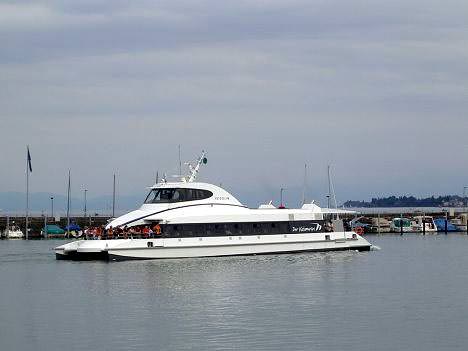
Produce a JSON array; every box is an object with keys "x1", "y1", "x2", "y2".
[{"x1": 55, "y1": 152, "x2": 371, "y2": 260}]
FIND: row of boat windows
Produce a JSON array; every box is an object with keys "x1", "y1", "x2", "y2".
[
  {"x1": 144, "y1": 188, "x2": 213, "y2": 204},
  {"x1": 158, "y1": 221, "x2": 327, "y2": 237}
]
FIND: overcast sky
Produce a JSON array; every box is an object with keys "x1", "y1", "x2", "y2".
[{"x1": 1, "y1": 0, "x2": 467, "y2": 207}]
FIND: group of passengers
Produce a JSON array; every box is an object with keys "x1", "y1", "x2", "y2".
[{"x1": 83, "y1": 224, "x2": 161, "y2": 240}]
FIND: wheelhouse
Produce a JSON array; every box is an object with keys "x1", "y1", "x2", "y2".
[{"x1": 144, "y1": 188, "x2": 213, "y2": 204}]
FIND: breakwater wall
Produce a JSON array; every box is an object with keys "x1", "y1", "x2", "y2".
[
  {"x1": 0, "y1": 215, "x2": 112, "y2": 238},
  {"x1": 1, "y1": 207, "x2": 467, "y2": 238}
]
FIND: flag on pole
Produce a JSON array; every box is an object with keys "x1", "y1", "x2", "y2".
[{"x1": 27, "y1": 146, "x2": 32, "y2": 172}]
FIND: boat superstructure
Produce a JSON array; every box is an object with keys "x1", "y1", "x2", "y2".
[{"x1": 55, "y1": 152, "x2": 372, "y2": 260}]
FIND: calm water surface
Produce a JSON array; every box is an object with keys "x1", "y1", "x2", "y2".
[{"x1": 1, "y1": 234, "x2": 468, "y2": 351}]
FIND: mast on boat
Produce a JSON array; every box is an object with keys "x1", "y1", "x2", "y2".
[
  {"x1": 302, "y1": 163, "x2": 307, "y2": 205},
  {"x1": 154, "y1": 151, "x2": 208, "y2": 185},
  {"x1": 178, "y1": 145, "x2": 182, "y2": 178},
  {"x1": 112, "y1": 173, "x2": 116, "y2": 218},
  {"x1": 25, "y1": 146, "x2": 31, "y2": 240},
  {"x1": 327, "y1": 165, "x2": 338, "y2": 210},
  {"x1": 183, "y1": 151, "x2": 207, "y2": 183},
  {"x1": 327, "y1": 165, "x2": 331, "y2": 209},
  {"x1": 66, "y1": 169, "x2": 71, "y2": 238}
]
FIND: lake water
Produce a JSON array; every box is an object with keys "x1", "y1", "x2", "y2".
[{"x1": 1, "y1": 234, "x2": 467, "y2": 351}]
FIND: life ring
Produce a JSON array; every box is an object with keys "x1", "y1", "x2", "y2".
[
  {"x1": 154, "y1": 224, "x2": 162, "y2": 235},
  {"x1": 354, "y1": 226, "x2": 364, "y2": 235}
]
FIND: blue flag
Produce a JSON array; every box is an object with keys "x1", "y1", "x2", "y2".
[{"x1": 27, "y1": 146, "x2": 32, "y2": 173}]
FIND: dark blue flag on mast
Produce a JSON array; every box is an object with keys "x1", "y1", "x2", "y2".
[{"x1": 27, "y1": 146, "x2": 32, "y2": 172}]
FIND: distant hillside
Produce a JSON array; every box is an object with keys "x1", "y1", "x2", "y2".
[
  {"x1": 0, "y1": 191, "x2": 144, "y2": 214},
  {"x1": 344, "y1": 195, "x2": 467, "y2": 208}
]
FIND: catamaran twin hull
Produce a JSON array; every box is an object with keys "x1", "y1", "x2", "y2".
[
  {"x1": 55, "y1": 232, "x2": 371, "y2": 261},
  {"x1": 55, "y1": 151, "x2": 372, "y2": 261}
]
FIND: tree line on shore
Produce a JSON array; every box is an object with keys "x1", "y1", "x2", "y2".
[{"x1": 343, "y1": 195, "x2": 467, "y2": 208}]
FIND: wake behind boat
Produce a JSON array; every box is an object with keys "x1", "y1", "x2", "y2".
[{"x1": 55, "y1": 152, "x2": 371, "y2": 261}]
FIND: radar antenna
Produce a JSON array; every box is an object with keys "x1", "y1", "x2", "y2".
[{"x1": 181, "y1": 151, "x2": 207, "y2": 183}]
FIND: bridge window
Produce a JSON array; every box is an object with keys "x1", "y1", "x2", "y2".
[{"x1": 144, "y1": 188, "x2": 213, "y2": 203}]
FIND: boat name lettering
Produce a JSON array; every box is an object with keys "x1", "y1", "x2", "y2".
[
  {"x1": 215, "y1": 197, "x2": 230, "y2": 200},
  {"x1": 291, "y1": 224, "x2": 322, "y2": 232}
]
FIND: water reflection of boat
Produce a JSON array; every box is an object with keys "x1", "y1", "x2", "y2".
[{"x1": 55, "y1": 152, "x2": 372, "y2": 261}]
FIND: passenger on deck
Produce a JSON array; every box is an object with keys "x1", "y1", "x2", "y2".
[
  {"x1": 96, "y1": 226, "x2": 102, "y2": 239},
  {"x1": 115, "y1": 227, "x2": 122, "y2": 238},
  {"x1": 142, "y1": 226, "x2": 150, "y2": 238},
  {"x1": 152, "y1": 224, "x2": 161, "y2": 236}
]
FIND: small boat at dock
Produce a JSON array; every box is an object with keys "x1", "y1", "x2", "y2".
[
  {"x1": 390, "y1": 217, "x2": 413, "y2": 233},
  {"x1": 412, "y1": 216, "x2": 437, "y2": 233},
  {"x1": 1, "y1": 225, "x2": 25, "y2": 239},
  {"x1": 42, "y1": 224, "x2": 66, "y2": 238},
  {"x1": 433, "y1": 218, "x2": 458, "y2": 232},
  {"x1": 451, "y1": 214, "x2": 467, "y2": 232},
  {"x1": 369, "y1": 217, "x2": 391, "y2": 233}
]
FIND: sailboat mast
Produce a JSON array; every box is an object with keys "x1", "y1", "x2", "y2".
[
  {"x1": 302, "y1": 163, "x2": 307, "y2": 205},
  {"x1": 112, "y1": 173, "x2": 116, "y2": 218},
  {"x1": 66, "y1": 169, "x2": 71, "y2": 238},
  {"x1": 178, "y1": 145, "x2": 182, "y2": 176},
  {"x1": 327, "y1": 165, "x2": 331, "y2": 209},
  {"x1": 327, "y1": 165, "x2": 338, "y2": 208},
  {"x1": 25, "y1": 146, "x2": 29, "y2": 240}
]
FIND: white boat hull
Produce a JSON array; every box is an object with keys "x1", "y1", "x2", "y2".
[
  {"x1": 55, "y1": 232, "x2": 371, "y2": 261},
  {"x1": 412, "y1": 226, "x2": 438, "y2": 234},
  {"x1": 1, "y1": 231, "x2": 24, "y2": 239}
]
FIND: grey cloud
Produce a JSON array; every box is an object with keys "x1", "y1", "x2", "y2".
[
  {"x1": 2, "y1": 1, "x2": 467, "y2": 63},
  {"x1": 1, "y1": 0, "x2": 468, "y2": 205}
]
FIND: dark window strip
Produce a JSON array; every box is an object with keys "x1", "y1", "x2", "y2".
[{"x1": 157, "y1": 220, "x2": 330, "y2": 238}]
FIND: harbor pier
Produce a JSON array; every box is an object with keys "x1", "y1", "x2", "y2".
[
  {"x1": 0, "y1": 214, "x2": 113, "y2": 239},
  {"x1": 1, "y1": 207, "x2": 467, "y2": 239},
  {"x1": 341, "y1": 207, "x2": 468, "y2": 234}
]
